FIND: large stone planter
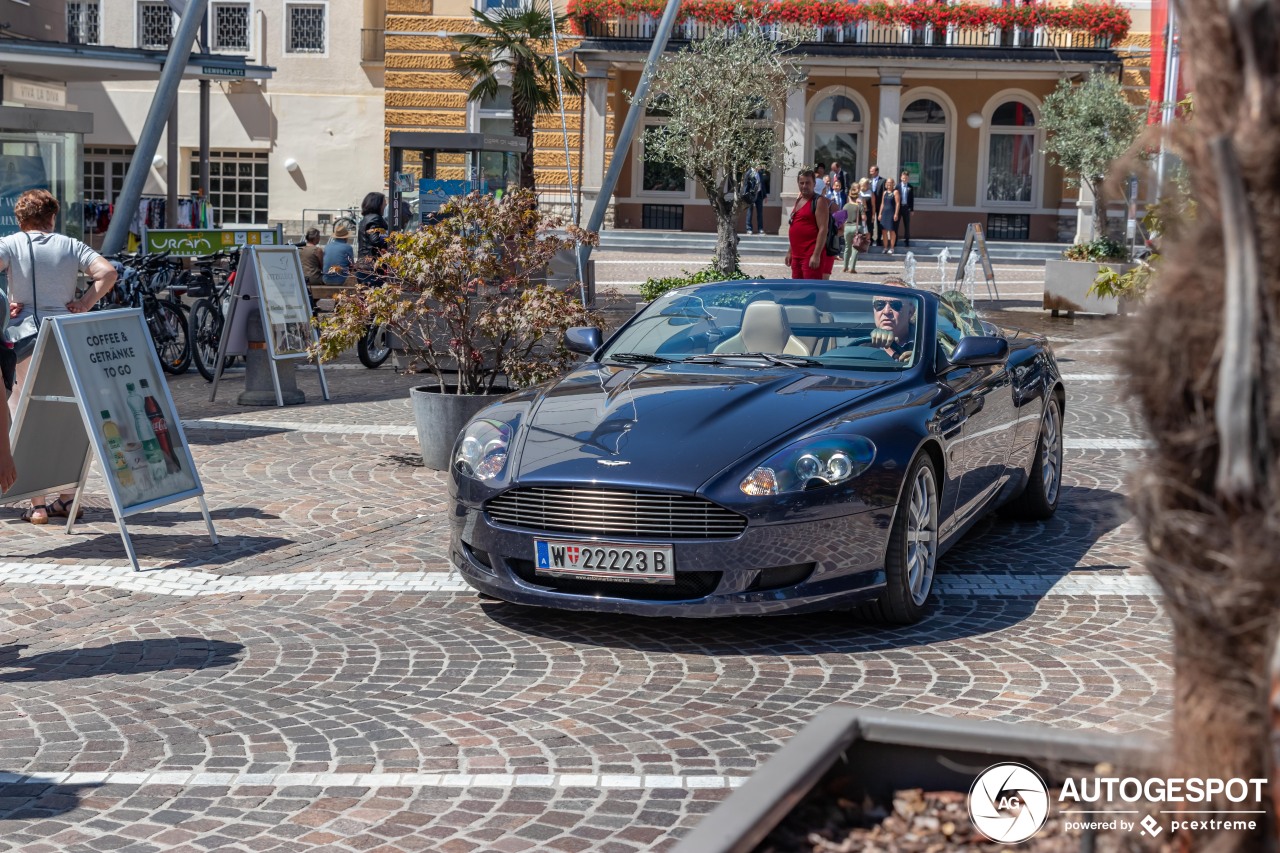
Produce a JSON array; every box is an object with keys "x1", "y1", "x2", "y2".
[
  {"x1": 1044, "y1": 258, "x2": 1134, "y2": 317},
  {"x1": 410, "y1": 385, "x2": 510, "y2": 471},
  {"x1": 672, "y1": 707, "x2": 1159, "y2": 853}
]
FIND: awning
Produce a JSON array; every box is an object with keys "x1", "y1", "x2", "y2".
[{"x1": 0, "y1": 38, "x2": 274, "y2": 84}]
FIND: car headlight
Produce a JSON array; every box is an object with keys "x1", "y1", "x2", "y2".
[
  {"x1": 455, "y1": 418, "x2": 513, "y2": 481},
  {"x1": 739, "y1": 435, "x2": 875, "y2": 496}
]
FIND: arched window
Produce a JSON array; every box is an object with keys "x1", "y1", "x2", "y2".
[
  {"x1": 985, "y1": 100, "x2": 1037, "y2": 203},
  {"x1": 899, "y1": 98, "x2": 947, "y2": 201},
  {"x1": 809, "y1": 94, "x2": 861, "y2": 175}
]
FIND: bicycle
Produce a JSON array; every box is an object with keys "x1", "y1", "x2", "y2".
[
  {"x1": 102, "y1": 251, "x2": 192, "y2": 374},
  {"x1": 183, "y1": 248, "x2": 241, "y2": 382}
]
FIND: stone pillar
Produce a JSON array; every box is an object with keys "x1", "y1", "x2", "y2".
[
  {"x1": 874, "y1": 69, "x2": 904, "y2": 177},
  {"x1": 778, "y1": 75, "x2": 808, "y2": 235},
  {"x1": 579, "y1": 61, "x2": 611, "y2": 228},
  {"x1": 1073, "y1": 177, "x2": 1095, "y2": 244}
]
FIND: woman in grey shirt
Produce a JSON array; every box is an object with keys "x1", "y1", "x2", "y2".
[{"x1": 0, "y1": 189, "x2": 117, "y2": 523}]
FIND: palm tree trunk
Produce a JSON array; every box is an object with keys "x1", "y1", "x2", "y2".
[{"x1": 515, "y1": 107, "x2": 536, "y2": 192}]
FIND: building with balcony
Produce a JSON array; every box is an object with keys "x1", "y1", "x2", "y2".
[
  {"x1": 384, "y1": 0, "x2": 1152, "y2": 241},
  {"x1": 58, "y1": 0, "x2": 388, "y2": 235}
]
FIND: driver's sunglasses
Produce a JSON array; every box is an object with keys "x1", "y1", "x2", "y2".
[{"x1": 872, "y1": 299, "x2": 904, "y2": 312}]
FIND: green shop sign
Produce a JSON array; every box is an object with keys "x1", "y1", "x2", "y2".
[{"x1": 142, "y1": 227, "x2": 283, "y2": 257}]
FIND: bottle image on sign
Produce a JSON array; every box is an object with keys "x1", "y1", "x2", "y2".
[
  {"x1": 126, "y1": 382, "x2": 167, "y2": 482},
  {"x1": 99, "y1": 410, "x2": 134, "y2": 488},
  {"x1": 140, "y1": 378, "x2": 182, "y2": 474}
]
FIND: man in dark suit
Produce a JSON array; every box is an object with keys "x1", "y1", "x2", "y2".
[
  {"x1": 898, "y1": 170, "x2": 915, "y2": 247},
  {"x1": 829, "y1": 161, "x2": 850, "y2": 196},
  {"x1": 868, "y1": 165, "x2": 885, "y2": 246}
]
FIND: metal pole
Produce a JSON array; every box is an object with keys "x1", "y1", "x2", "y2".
[
  {"x1": 1153, "y1": 2, "x2": 1178, "y2": 204},
  {"x1": 199, "y1": 17, "x2": 211, "y2": 214},
  {"x1": 101, "y1": 0, "x2": 210, "y2": 256},
  {"x1": 166, "y1": 98, "x2": 179, "y2": 227},
  {"x1": 544, "y1": 0, "x2": 588, "y2": 305},
  {"x1": 576, "y1": 0, "x2": 682, "y2": 270}
]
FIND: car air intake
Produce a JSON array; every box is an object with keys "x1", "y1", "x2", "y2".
[{"x1": 485, "y1": 487, "x2": 747, "y2": 540}]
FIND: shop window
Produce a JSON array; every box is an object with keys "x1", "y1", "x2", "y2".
[{"x1": 190, "y1": 151, "x2": 269, "y2": 225}]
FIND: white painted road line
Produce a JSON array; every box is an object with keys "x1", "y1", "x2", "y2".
[
  {"x1": 1061, "y1": 374, "x2": 1122, "y2": 381},
  {"x1": 0, "y1": 563, "x2": 1158, "y2": 598},
  {"x1": 0, "y1": 769, "x2": 750, "y2": 790}
]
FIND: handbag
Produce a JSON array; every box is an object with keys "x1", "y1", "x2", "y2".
[
  {"x1": 5, "y1": 233, "x2": 40, "y2": 359},
  {"x1": 852, "y1": 231, "x2": 872, "y2": 252}
]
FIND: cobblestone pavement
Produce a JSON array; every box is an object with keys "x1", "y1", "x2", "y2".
[{"x1": 0, "y1": 258, "x2": 1166, "y2": 852}]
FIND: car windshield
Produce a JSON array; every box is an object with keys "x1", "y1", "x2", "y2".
[{"x1": 602, "y1": 282, "x2": 924, "y2": 371}]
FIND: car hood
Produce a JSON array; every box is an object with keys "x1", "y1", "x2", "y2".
[{"x1": 510, "y1": 363, "x2": 895, "y2": 487}]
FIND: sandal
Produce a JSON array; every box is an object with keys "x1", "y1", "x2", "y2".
[
  {"x1": 21, "y1": 505, "x2": 49, "y2": 525},
  {"x1": 48, "y1": 498, "x2": 84, "y2": 521}
]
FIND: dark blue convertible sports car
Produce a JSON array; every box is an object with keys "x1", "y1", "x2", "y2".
[{"x1": 449, "y1": 280, "x2": 1063, "y2": 623}]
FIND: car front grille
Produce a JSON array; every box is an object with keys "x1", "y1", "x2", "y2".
[{"x1": 484, "y1": 487, "x2": 747, "y2": 540}]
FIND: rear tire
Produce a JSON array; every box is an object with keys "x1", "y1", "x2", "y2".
[
  {"x1": 863, "y1": 454, "x2": 939, "y2": 625},
  {"x1": 1001, "y1": 395, "x2": 1063, "y2": 521},
  {"x1": 358, "y1": 324, "x2": 391, "y2": 368}
]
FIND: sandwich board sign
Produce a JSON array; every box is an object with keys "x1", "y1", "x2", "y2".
[
  {"x1": 955, "y1": 223, "x2": 1001, "y2": 302},
  {"x1": 209, "y1": 244, "x2": 330, "y2": 406},
  {"x1": 2, "y1": 310, "x2": 217, "y2": 571}
]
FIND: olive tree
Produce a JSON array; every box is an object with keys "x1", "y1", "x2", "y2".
[
  {"x1": 1040, "y1": 73, "x2": 1142, "y2": 241},
  {"x1": 636, "y1": 25, "x2": 801, "y2": 275}
]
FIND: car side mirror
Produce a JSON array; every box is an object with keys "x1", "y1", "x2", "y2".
[
  {"x1": 564, "y1": 327, "x2": 603, "y2": 356},
  {"x1": 949, "y1": 335, "x2": 1008, "y2": 367}
]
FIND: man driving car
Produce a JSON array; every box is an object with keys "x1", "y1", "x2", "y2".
[{"x1": 869, "y1": 295, "x2": 915, "y2": 361}]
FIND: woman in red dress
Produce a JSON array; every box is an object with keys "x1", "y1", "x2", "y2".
[{"x1": 785, "y1": 169, "x2": 835, "y2": 279}]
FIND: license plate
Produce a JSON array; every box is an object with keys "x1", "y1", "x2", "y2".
[{"x1": 534, "y1": 539, "x2": 675, "y2": 583}]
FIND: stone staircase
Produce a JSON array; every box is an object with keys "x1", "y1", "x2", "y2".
[{"x1": 597, "y1": 230, "x2": 1067, "y2": 265}]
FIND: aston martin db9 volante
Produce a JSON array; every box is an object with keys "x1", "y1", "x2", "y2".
[{"x1": 448, "y1": 280, "x2": 1063, "y2": 623}]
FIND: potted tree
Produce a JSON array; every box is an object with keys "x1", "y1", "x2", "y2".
[
  {"x1": 312, "y1": 189, "x2": 599, "y2": 470},
  {"x1": 1040, "y1": 73, "x2": 1143, "y2": 316}
]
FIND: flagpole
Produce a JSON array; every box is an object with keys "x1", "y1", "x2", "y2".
[{"x1": 1154, "y1": 1, "x2": 1179, "y2": 204}]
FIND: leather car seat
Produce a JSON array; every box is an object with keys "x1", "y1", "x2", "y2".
[{"x1": 715, "y1": 301, "x2": 810, "y2": 356}]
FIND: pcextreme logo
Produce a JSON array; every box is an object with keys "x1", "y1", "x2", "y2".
[
  {"x1": 967, "y1": 763, "x2": 1269, "y2": 843},
  {"x1": 968, "y1": 763, "x2": 1050, "y2": 843}
]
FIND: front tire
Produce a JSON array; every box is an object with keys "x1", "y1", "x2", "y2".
[
  {"x1": 1002, "y1": 395, "x2": 1063, "y2": 520},
  {"x1": 865, "y1": 454, "x2": 939, "y2": 625}
]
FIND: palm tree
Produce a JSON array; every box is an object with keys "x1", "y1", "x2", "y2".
[{"x1": 452, "y1": 6, "x2": 583, "y2": 192}]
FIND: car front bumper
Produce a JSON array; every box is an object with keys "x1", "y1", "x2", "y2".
[{"x1": 449, "y1": 501, "x2": 895, "y2": 618}]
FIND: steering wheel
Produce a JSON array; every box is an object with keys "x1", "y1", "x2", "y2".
[{"x1": 849, "y1": 329, "x2": 914, "y2": 361}]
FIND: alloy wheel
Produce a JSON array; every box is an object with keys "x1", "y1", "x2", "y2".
[{"x1": 905, "y1": 465, "x2": 938, "y2": 606}]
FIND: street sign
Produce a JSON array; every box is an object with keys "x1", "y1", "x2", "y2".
[
  {"x1": 3, "y1": 310, "x2": 217, "y2": 571},
  {"x1": 141, "y1": 226, "x2": 282, "y2": 257},
  {"x1": 209, "y1": 246, "x2": 330, "y2": 406},
  {"x1": 201, "y1": 66, "x2": 246, "y2": 78}
]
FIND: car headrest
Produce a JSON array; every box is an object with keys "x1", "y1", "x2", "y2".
[{"x1": 739, "y1": 301, "x2": 792, "y2": 354}]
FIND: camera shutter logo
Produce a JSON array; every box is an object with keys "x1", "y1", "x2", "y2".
[{"x1": 968, "y1": 763, "x2": 1051, "y2": 843}]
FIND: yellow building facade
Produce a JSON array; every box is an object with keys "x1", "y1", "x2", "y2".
[{"x1": 384, "y1": 0, "x2": 1153, "y2": 242}]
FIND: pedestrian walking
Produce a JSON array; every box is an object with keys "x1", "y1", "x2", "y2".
[
  {"x1": 841, "y1": 193, "x2": 868, "y2": 273},
  {"x1": 785, "y1": 169, "x2": 834, "y2": 280},
  {"x1": 898, "y1": 170, "x2": 915, "y2": 247},
  {"x1": 0, "y1": 189, "x2": 116, "y2": 522}
]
